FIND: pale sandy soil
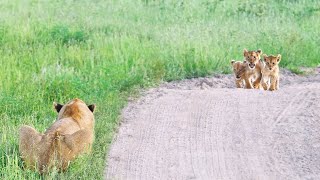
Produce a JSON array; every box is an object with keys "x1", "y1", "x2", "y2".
[{"x1": 105, "y1": 69, "x2": 320, "y2": 180}]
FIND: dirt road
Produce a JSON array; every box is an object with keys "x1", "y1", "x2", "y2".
[{"x1": 105, "y1": 69, "x2": 320, "y2": 179}]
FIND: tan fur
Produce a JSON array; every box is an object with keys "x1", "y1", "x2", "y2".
[
  {"x1": 19, "y1": 98, "x2": 95, "y2": 173},
  {"x1": 243, "y1": 49, "x2": 263, "y2": 89},
  {"x1": 261, "y1": 54, "x2": 281, "y2": 91},
  {"x1": 231, "y1": 60, "x2": 248, "y2": 88}
]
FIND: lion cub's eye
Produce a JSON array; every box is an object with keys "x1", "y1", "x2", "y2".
[
  {"x1": 253, "y1": 56, "x2": 256, "y2": 59},
  {"x1": 273, "y1": 63, "x2": 275, "y2": 65}
]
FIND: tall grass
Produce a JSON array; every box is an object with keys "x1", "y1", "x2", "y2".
[{"x1": 0, "y1": 0, "x2": 319, "y2": 179}]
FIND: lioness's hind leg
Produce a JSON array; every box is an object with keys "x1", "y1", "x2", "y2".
[
  {"x1": 64, "y1": 129, "x2": 93, "y2": 154},
  {"x1": 19, "y1": 125, "x2": 42, "y2": 168}
]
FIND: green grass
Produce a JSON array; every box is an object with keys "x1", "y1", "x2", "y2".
[{"x1": 0, "y1": 0, "x2": 319, "y2": 179}]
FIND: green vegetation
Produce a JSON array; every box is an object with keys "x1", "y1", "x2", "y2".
[{"x1": 0, "y1": 0, "x2": 319, "y2": 179}]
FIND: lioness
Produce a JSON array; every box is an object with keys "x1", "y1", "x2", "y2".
[
  {"x1": 243, "y1": 49, "x2": 263, "y2": 89},
  {"x1": 261, "y1": 54, "x2": 282, "y2": 91},
  {"x1": 19, "y1": 98, "x2": 95, "y2": 173},
  {"x1": 231, "y1": 60, "x2": 247, "y2": 88}
]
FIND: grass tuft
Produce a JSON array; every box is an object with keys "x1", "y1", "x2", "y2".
[{"x1": 50, "y1": 25, "x2": 89, "y2": 45}]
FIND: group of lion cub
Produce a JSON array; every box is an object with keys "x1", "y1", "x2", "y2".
[{"x1": 231, "y1": 49, "x2": 281, "y2": 91}]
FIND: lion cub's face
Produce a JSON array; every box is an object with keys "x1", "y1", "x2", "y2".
[
  {"x1": 231, "y1": 60, "x2": 247, "y2": 80},
  {"x1": 263, "y1": 54, "x2": 281, "y2": 71},
  {"x1": 243, "y1": 49, "x2": 262, "y2": 69},
  {"x1": 54, "y1": 98, "x2": 95, "y2": 120}
]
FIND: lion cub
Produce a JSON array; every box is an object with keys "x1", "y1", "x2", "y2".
[
  {"x1": 19, "y1": 98, "x2": 95, "y2": 173},
  {"x1": 231, "y1": 60, "x2": 247, "y2": 88},
  {"x1": 243, "y1": 49, "x2": 263, "y2": 89},
  {"x1": 261, "y1": 54, "x2": 281, "y2": 91}
]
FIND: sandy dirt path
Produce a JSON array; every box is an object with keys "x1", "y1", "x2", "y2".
[{"x1": 105, "y1": 69, "x2": 320, "y2": 180}]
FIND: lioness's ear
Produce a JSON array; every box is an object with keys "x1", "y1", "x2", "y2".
[
  {"x1": 256, "y1": 49, "x2": 262, "y2": 55},
  {"x1": 231, "y1": 60, "x2": 235, "y2": 64},
  {"x1": 277, "y1": 54, "x2": 281, "y2": 62},
  {"x1": 243, "y1": 49, "x2": 248, "y2": 56},
  {"x1": 54, "y1": 102, "x2": 63, "y2": 113},
  {"x1": 88, "y1": 104, "x2": 95, "y2": 112}
]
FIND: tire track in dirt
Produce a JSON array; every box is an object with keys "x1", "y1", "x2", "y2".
[{"x1": 105, "y1": 72, "x2": 320, "y2": 180}]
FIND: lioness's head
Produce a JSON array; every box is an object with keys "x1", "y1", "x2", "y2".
[
  {"x1": 54, "y1": 98, "x2": 95, "y2": 120},
  {"x1": 243, "y1": 49, "x2": 262, "y2": 69},
  {"x1": 263, "y1": 54, "x2": 281, "y2": 71},
  {"x1": 231, "y1": 60, "x2": 247, "y2": 80}
]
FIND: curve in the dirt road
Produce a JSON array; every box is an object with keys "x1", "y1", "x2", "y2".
[{"x1": 105, "y1": 73, "x2": 320, "y2": 180}]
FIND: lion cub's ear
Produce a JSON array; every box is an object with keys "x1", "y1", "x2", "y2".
[
  {"x1": 256, "y1": 49, "x2": 262, "y2": 55},
  {"x1": 231, "y1": 60, "x2": 235, "y2": 64},
  {"x1": 243, "y1": 49, "x2": 248, "y2": 56},
  {"x1": 54, "y1": 102, "x2": 63, "y2": 113},
  {"x1": 88, "y1": 104, "x2": 96, "y2": 112},
  {"x1": 262, "y1": 54, "x2": 268, "y2": 61},
  {"x1": 277, "y1": 54, "x2": 281, "y2": 62}
]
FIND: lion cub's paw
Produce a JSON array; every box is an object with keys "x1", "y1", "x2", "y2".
[{"x1": 253, "y1": 83, "x2": 261, "y2": 89}]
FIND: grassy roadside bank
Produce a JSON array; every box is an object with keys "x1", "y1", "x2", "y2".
[{"x1": 0, "y1": 0, "x2": 319, "y2": 179}]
